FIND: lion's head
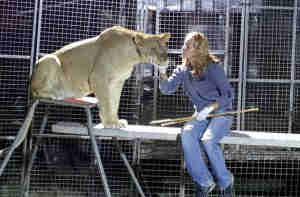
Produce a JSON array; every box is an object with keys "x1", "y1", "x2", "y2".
[{"x1": 133, "y1": 32, "x2": 170, "y2": 67}]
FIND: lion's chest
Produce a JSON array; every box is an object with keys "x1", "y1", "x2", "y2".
[{"x1": 107, "y1": 66, "x2": 134, "y2": 85}]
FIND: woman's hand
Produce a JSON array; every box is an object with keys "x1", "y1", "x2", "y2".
[
  {"x1": 211, "y1": 102, "x2": 219, "y2": 111},
  {"x1": 158, "y1": 65, "x2": 168, "y2": 80},
  {"x1": 195, "y1": 102, "x2": 219, "y2": 121}
]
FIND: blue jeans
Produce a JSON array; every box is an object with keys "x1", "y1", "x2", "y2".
[{"x1": 181, "y1": 113, "x2": 233, "y2": 190}]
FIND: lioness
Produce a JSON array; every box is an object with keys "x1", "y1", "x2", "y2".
[{"x1": 31, "y1": 26, "x2": 170, "y2": 128}]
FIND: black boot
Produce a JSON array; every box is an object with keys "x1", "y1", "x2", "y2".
[{"x1": 196, "y1": 183, "x2": 215, "y2": 197}]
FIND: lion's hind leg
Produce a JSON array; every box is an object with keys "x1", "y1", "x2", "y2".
[{"x1": 31, "y1": 54, "x2": 65, "y2": 99}]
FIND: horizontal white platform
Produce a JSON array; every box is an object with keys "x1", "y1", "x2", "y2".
[{"x1": 52, "y1": 122, "x2": 300, "y2": 148}]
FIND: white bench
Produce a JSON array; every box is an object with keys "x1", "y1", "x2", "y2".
[{"x1": 52, "y1": 122, "x2": 300, "y2": 148}]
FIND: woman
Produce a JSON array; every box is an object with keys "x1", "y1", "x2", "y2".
[{"x1": 159, "y1": 32, "x2": 235, "y2": 197}]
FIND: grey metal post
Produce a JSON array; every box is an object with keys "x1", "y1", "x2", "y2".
[
  {"x1": 241, "y1": 0, "x2": 250, "y2": 131},
  {"x1": 288, "y1": 0, "x2": 298, "y2": 133},
  {"x1": 113, "y1": 137, "x2": 146, "y2": 197},
  {"x1": 135, "y1": 64, "x2": 143, "y2": 125},
  {"x1": 23, "y1": 0, "x2": 41, "y2": 186},
  {"x1": 0, "y1": 101, "x2": 39, "y2": 177},
  {"x1": 35, "y1": 0, "x2": 43, "y2": 59},
  {"x1": 179, "y1": 0, "x2": 183, "y2": 11},
  {"x1": 85, "y1": 108, "x2": 111, "y2": 197},
  {"x1": 237, "y1": 0, "x2": 247, "y2": 131},
  {"x1": 136, "y1": 0, "x2": 145, "y2": 31},
  {"x1": 23, "y1": 0, "x2": 44, "y2": 186},
  {"x1": 224, "y1": 0, "x2": 230, "y2": 75},
  {"x1": 179, "y1": 133, "x2": 185, "y2": 197},
  {"x1": 29, "y1": 0, "x2": 40, "y2": 77},
  {"x1": 119, "y1": 0, "x2": 127, "y2": 26},
  {"x1": 153, "y1": 4, "x2": 162, "y2": 121},
  {"x1": 23, "y1": 109, "x2": 49, "y2": 197}
]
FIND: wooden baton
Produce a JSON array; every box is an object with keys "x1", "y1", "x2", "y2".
[{"x1": 150, "y1": 107, "x2": 259, "y2": 127}]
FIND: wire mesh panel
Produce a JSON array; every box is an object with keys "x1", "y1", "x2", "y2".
[
  {"x1": 0, "y1": 57, "x2": 31, "y2": 136},
  {"x1": 139, "y1": 140, "x2": 182, "y2": 197},
  {"x1": 244, "y1": 82, "x2": 290, "y2": 132},
  {"x1": 158, "y1": 5, "x2": 226, "y2": 51},
  {"x1": 224, "y1": 146, "x2": 300, "y2": 197},
  {"x1": 27, "y1": 100, "x2": 137, "y2": 196},
  {"x1": 296, "y1": 9, "x2": 300, "y2": 80},
  {"x1": 260, "y1": 0, "x2": 296, "y2": 7},
  {"x1": 246, "y1": 6, "x2": 294, "y2": 80},
  {"x1": 243, "y1": 1, "x2": 297, "y2": 133},
  {"x1": 0, "y1": 0, "x2": 34, "y2": 195},
  {"x1": 139, "y1": 141, "x2": 300, "y2": 197},
  {"x1": 293, "y1": 84, "x2": 300, "y2": 133},
  {"x1": 0, "y1": 0, "x2": 35, "y2": 56},
  {"x1": 39, "y1": 0, "x2": 138, "y2": 54},
  {"x1": 230, "y1": 82, "x2": 238, "y2": 130},
  {"x1": 0, "y1": 139, "x2": 23, "y2": 197},
  {"x1": 227, "y1": 6, "x2": 242, "y2": 79},
  {"x1": 28, "y1": 137, "x2": 135, "y2": 197},
  {"x1": 0, "y1": 0, "x2": 34, "y2": 136}
]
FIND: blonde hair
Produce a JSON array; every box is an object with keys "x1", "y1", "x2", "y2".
[{"x1": 182, "y1": 32, "x2": 219, "y2": 76}]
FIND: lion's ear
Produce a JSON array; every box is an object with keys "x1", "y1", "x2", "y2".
[
  {"x1": 134, "y1": 34, "x2": 144, "y2": 46},
  {"x1": 159, "y1": 33, "x2": 171, "y2": 44}
]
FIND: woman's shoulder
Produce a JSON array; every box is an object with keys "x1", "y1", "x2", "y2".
[
  {"x1": 207, "y1": 63, "x2": 224, "y2": 73},
  {"x1": 208, "y1": 63, "x2": 222, "y2": 69}
]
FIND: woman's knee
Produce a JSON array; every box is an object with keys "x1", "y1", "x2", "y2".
[
  {"x1": 181, "y1": 129, "x2": 195, "y2": 147},
  {"x1": 201, "y1": 138, "x2": 219, "y2": 152},
  {"x1": 181, "y1": 127, "x2": 199, "y2": 149}
]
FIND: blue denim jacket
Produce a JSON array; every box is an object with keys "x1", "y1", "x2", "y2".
[{"x1": 159, "y1": 64, "x2": 234, "y2": 112}]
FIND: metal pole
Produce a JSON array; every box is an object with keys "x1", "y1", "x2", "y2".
[
  {"x1": 23, "y1": 0, "x2": 44, "y2": 186},
  {"x1": 23, "y1": 109, "x2": 49, "y2": 197},
  {"x1": 237, "y1": 0, "x2": 247, "y2": 131},
  {"x1": 135, "y1": 64, "x2": 143, "y2": 125},
  {"x1": 85, "y1": 108, "x2": 112, "y2": 197},
  {"x1": 224, "y1": 0, "x2": 230, "y2": 75},
  {"x1": 241, "y1": 0, "x2": 250, "y2": 131},
  {"x1": 113, "y1": 137, "x2": 146, "y2": 197},
  {"x1": 288, "y1": 0, "x2": 298, "y2": 133},
  {"x1": 0, "y1": 101, "x2": 39, "y2": 177},
  {"x1": 119, "y1": 0, "x2": 126, "y2": 26},
  {"x1": 153, "y1": 4, "x2": 162, "y2": 121},
  {"x1": 35, "y1": 0, "x2": 43, "y2": 58},
  {"x1": 179, "y1": 133, "x2": 185, "y2": 197},
  {"x1": 29, "y1": 0, "x2": 40, "y2": 77}
]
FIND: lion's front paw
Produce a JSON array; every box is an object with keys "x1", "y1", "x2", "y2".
[{"x1": 103, "y1": 119, "x2": 128, "y2": 128}]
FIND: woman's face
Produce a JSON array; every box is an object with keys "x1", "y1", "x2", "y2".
[{"x1": 182, "y1": 39, "x2": 193, "y2": 59}]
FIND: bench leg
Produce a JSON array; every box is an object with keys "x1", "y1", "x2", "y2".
[
  {"x1": 22, "y1": 109, "x2": 49, "y2": 197},
  {"x1": 85, "y1": 108, "x2": 112, "y2": 197},
  {"x1": 178, "y1": 133, "x2": 185, "y2": 197},
  {"x1": 113, "y1": 137, "x2": 146, "y2": 197},
  {"x1": 0, "y1": 101, "x2": 38, "y2": 177}
]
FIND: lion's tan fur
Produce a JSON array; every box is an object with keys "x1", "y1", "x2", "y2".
[{"x1": 31, "y1": 26, "x2": 170, "y2": 128}]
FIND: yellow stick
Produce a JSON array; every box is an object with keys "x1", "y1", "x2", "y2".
[{"x1": 151, "y1": 108, "x2": 259, "y2": 127}]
